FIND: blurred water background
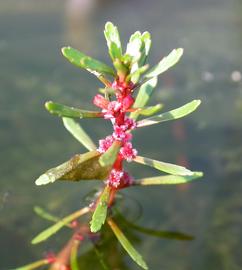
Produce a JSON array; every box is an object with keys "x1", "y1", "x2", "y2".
[{"x1": 1, "y1": 0, "x2": 242, "y2": 269}]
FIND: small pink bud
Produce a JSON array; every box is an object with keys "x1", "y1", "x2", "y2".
[
  {"x1": 122, "y1": 95, "x2": 134, "y2": 110},
  {"x1": 97, "y1": 135, "x2": 114, "y2": 153},
  {"x1": 122, "y1": 171, "x2": 134, "y2": 187},
  {"x1": 70, "y1": 220, "x2": 79, "y2": 228},
  {"x1": 93, "y1": 94, "x2": 109, "y2": 109},
  {"x1": 107, "y1": 169, "x2": 124, "y2": 188},
  {"x1": 45, "y1": 252, "x2": 56, "y2": 264},
  {"x1": 120, "y1": 142, "x2": 137, "y2": 162},
  {"x1": 75, "y1": 233, "x2": 84, "y2": 241}
]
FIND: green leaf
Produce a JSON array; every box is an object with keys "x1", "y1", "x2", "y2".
[
  {"x1": 125, "y1": 31, "x2": 151, "y2": 83},
  {"x1": 137, "y1": 99, "x2": 201, "y2": 127},
  {"x1": 62, "y1": 46, "x2": 115, "y2": 78},
  {"x1": 117, "y1": 212, "x2": 194, "y2": 241},
  {"x1": 133, "y1": 155, "x2": 195, "y2": 176},
  {"x1": 10, "y1": 259, "x2": 49, "y2": 270},
  {"x1": 144, "y1": 48, "x2": 183, "y2": 79},
  {"x1": 99, "y1": 141, "x2": 121, "y2": 167},
  {"x1": 130, "y1": 77, "x2": 158, "y2": 120},
  {"x1": 128, "y1": 64, "x2": 149, "y2": 84},
  {"x1": 126, "y1": 31, "x2": 142, "y2": 65},
  {"x1": 104, "y1": 22, "x2": 122, "y2": 61},
  {"x1": 139, "y1": 32, "x2": 152, "y2": 66},
  {"x1": 71, "y1": 240, "x2": 80, "y2": 270},
  {"x1": 108, "y1": 218, "x2": 148, "y2": 270},
  {"x1": 99, "y1": 87, "x2": 116, "y2": 96},
  {"x1": 63, "y1": 117, "x2": 96, "y2": 151},
  {"x1": 32, "y1": 207, "x2": 90, "y2": 244},
  {"x1": 91, "y1": 244, "x2": 111, "y2": 270},
  {"x1": 90, "y1": 186, "x2": 111, "y2": 233},
  {"x1": 34, "y1": 206, "x2": 60, "y2": 223},
  {"x1": 35, "y1": 151, "x2": 112, "y2": 186},
  {"x1": 126, "y1": 31, "x2": 151, "y2": 68},
  {"x1": 45, "y1": 101, "x2": 103, "y2": 119},
  {"x1": 133, "y1": 172, "x2": 203, "y2": 185},
  {"x1": 132, "y1": 104, "x2": 163, "y2": 117}
]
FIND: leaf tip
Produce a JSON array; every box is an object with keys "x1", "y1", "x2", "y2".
[
  {"x1": 177, "y1": 47, "x2": 184, "y2": 56},
  {"x1": 35, "y1": 173, "x2": 54, "y2": 186},
  {"x1": 45, "y1": 101, "x2": 53, "y2": 111},
  {"x1": 31, "y1": 237, "x2": 39, "y2": 245},
  {"x1": 61, "y1": 46, "x2": 71, "y2": 56},
  {"x1": 194, "y1": 171, "x2": 204, "y2": 178}
]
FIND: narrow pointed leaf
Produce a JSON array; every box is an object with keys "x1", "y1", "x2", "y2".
[
  {"x1": 133, "y1": 104, "x2": 163, "y2": 117},
  {"x1": 91, "y1": 243, "x2": 111, "y2": 270},
  {"x1": 32, "y1": 207, "x2": 90, "y2": 244},
  {"x1": 34, "y1": 206, "x2": 60, "y2": 223},
  {"x1": 90, "y1": 186, "x2": 111, "y2": 233},
  {"x1": 63, "y1": 117, "x2": 96, "y2": 151},
  {"x1": 71, "y1": 240, "x2": 80, "y2": 270},
  {"x1": 133, "y1": 172, "x2": 203, "y2": 186},
  {"x1": 104, "y1": 22, "x2": 122, "y2": 61},
  {"x1": 128, "y1": 64, "x2": 149, "y2": 84},
  {"x1": 139, "y1": 32, "x2": 152, "y2": 66},
  {"x1": 126, "y1": 31, "x2": 151, "y2": 70},
  {"x1": 45, "y1": 101, "x2": 103, "y2": 119},
  {"x1": 134, "y1": 155, "x2": 194, "y2": 176},
  {"x1": 137, "y1": 99, "x2": 201, "y2": 127},
  {"x1": 130, "y1": 77, "x2": 158, "y2": 120},
  {"x1": 10, "y1": 259, "x2": 49, "y2": 270},
  {"x1": 35, "y1": 151, "x2": 112, "y2": 186},
  {"x1": 99, "y1": 141, "x2": 121, "y2": 167},
  {"x1": 117, "y1": 213, "x2": 194, "y2": 240},
  {"x1": 62, "y1": 46, "x2": 115, "y2": 77},
  {"x1": 108, "y1": 218, "x2": 148, "y2": 270},
  {"x1": 144, "y1": 48, "x2": 183, "y2": 79},
  {"x1": 126, "y1": 31, "x2": 142, "y2": 72}
]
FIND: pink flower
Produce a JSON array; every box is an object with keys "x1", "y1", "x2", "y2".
[
  {"x1": 107, "y1": 169, "x2": 124, "y2": 188},
  {"x1": 97, "y1": 135, "x2": 114, "y2": 153},
  {"x1": 120, "y1": 142, "x2": 137, "y2": 162},
  {"x1": 93, "y1": 94, "x2": 109, "y2": 109},
  {"x1": 122, "y1": 171, "x2": 134, "y2": 186},
  {"x1": 102, "y1": 101, "x2": 122, "y2": 120},
  {"x1": 113, "y1": 127, "x2": 132, "y2": 142},
  {"x1": 122, "y1": 95, "x2": 134, "y2": 110}
]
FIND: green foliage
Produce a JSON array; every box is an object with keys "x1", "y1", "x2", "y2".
[
  {"x1": 104, "y1": 22, "x2": 123, "y2": 61},
  {"x1": 132, "y1": 104, "x2": 163, "y2": 117},
  {"x1": 90, "y1": 186, "x2": 111, "y2": 233},
  {"x1": 34, "y1": 206, "x2": 61, "y2": 224},
  {"x1": 134, "y1": 172, "x2": 203, "y2": 186},
  {"x1": 134, "y1": 155, "x2": 196, "y2": 176},
  {"x1": 137, "y1": 99, "x2": 201, "y2": 127},
  {"x1": 14, "y1": 21, "x2": 204, "y2": 270},
  {"x1": 117, "y1": 212, "x2": 194, "y2": 240},
  {"x1": 32, "y1": 207, "x2": 90, "y2": 244},
  {"x1": 10, "y1": 259, "x2": 49, "y2": 270},
  {"x1": 62, "y1": 46, "x2": 115, "y2": 78},
  {"x1": 63, "y1": 117, "x2": 96, "y2": 151},
  {"x1": 35, "y1": 151, "x2": 112, "y2": 186},
  {"x1": 108, "y1": 218, "x2": 148, "y2": 270},
  {"x1": 71, "y1": 241, "x2": 80, "y2": 270},
  {"x1": 45, "y1": 101, "x2": 103, "y2": 119},
  {"x1": 144, "y1": 48, "x2": 183, "y2": 79},
  {"x1": 99, "y1": 141, "x2": 121, "y2": 167},
  {"x1": 130, "y1": 77, "x2": 158, "y2": 120}
]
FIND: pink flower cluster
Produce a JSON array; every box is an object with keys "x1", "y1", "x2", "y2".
[
  {"x1": 94, "y1": 79, "x2": 138, "y2": 189},
  {"x1": 106, "y1": 169, "x2": 133, "y2": 188}
]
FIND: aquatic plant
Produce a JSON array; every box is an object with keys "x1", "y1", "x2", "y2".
[{"x1": 13, "y1": 22, "x2": 203, "y2": 270}]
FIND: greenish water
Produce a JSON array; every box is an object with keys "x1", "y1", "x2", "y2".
[{"x1": 1, "y1": 0, "x2": 242, "y2": 269}]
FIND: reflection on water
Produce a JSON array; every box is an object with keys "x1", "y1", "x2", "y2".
[
  {"x1": 64, "y1": 0, "x2": 97, "y2": 50},
  {"x1": 1, "y1": 0, "x2": 242, "y2": 269}
]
